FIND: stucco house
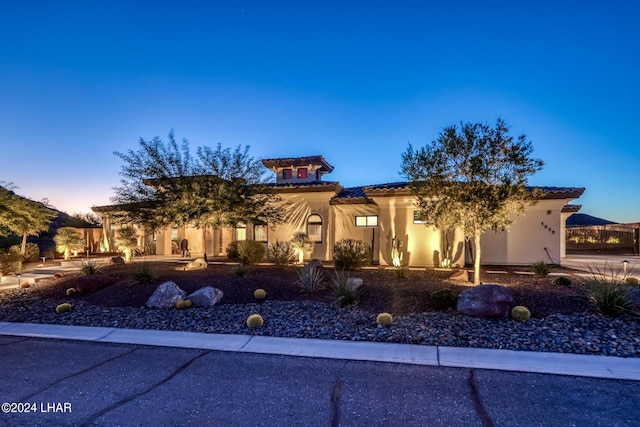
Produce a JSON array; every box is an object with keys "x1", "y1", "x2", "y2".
[{"x1": 94, "y1": 155, "x2": 584, "y2": 267}]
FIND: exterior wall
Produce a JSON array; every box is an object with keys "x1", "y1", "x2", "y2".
[
  {"x1": 332, "y1": 203, "x2": 380, "y2": 263},
  {"x1": 369, "y1": 195, "x2": 465, "y2": 267},
  {"x1": 268, "y1": 191, "x2": 337, "y2": 261},
  {"x1": 155, "y1": 227, "x2": 173, "y2": 255},
  {"x1": 479, "y1": 199, "x2": 571, "y2": 265}
]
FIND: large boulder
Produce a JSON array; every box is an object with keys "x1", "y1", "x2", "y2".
[
  {"x1": 146, "y1": 281, "x2": 187, "y2": 308},
  {"x1": 184, "y1": 257, "x2": 208, "y2": 271},
  {"x1": 456, "y1": 284, "x2": 515, "y2": 318},
  {"x1": 76, "y1": 275, "x2": 117, "y2": 293},
  {"x1": 187, "y1": 286, "x2": 224, "y2": 307}
]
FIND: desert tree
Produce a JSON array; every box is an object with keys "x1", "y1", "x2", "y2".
[
  {"x1": 111, "y1": 131, "x2": 286, "y2": 255},
  {"x1": 401, "y1": 119, "x2": 544, "y2": 285},
  {"x1": 54, "y1": 227, "x2": 85, "y2": 260},
  {"x1": 0, "y1": 183, "x2": 56, "y2": 255}
]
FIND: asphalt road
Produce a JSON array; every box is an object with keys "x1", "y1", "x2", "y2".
[{"x1": 1, "y1": 336, "x2": 639, "y2": 427}]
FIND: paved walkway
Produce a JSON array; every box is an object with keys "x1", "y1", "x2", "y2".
[{"x1": 1, "y1": 321, "x2": 639, "y2": 381}]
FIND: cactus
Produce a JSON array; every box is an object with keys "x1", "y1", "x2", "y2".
[
  {"x1": 254, "y1": 289, "x2": 267, "y2": 300},
  {"x1": 376, "y1": 312, "x2": 393, "y2": 326},
  {"x1": 246, "y1": 314, "x2": 264, "y2": 328},
  {"x1": 66, "y1": 288, "x2": 76, "y2": 296},
  {"x1": 431, "y1": 288, "x2": 458, "y2": 310},
  {"x1": 183, "y1": 299, "x2": 192, "y2": 308},
  {"x1": 175, "y1": 299, "x2": 186, "y2": 310},
  {"x1": 511, "y1": 306, "x2": 531, "y2": 321},
  {"x1": 56, "y1": 303, "x2": 72, "y2": 314}
]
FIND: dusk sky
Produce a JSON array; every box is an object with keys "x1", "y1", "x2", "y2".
[{"x1": 1, "y1": 1, "x2": 638, "y2": 222}]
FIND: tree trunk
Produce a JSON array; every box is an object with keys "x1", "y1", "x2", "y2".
[
  {"x1": 473, "y1": 232, "x2": 481, "y2": 285},
  {"x1": 64, "y1": 248, "x2": 71, "y2": 260},
  {"x1": 21, "y1": 233, "x2": 27, "y2": 255}
]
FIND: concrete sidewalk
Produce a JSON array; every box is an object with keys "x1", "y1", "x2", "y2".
[{"x1": 1, "y1": 321, "x2": 639, "y2": 381}]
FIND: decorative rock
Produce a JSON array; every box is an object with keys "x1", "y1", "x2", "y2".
[
  {"x1": 347, "y1": 278, "x2": 363, "y2": 290},
  {"x1": 184, "y1": 257, "x2": 208, "y2": 270},
  {"x1": 146, "y1": 281, "x2": 187, "y2": 308},
  {"x1": 449, "y1": 270, "x2": 470, "y2": 282},
  {"x1": 111, "y1": 256, "x2": 125, "y2": 265},
  {"x1": 456, "y1": 284, "x2": 515, "y2": 318},
  {"x1": 76, "y1": 275, "x2": 117, "y2": 293},
  {"x1": 187, "y1": 286, "x2": 224, "y2": 307}
]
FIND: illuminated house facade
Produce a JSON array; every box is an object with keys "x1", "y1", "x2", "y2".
[{"x1": 95, "y1": 155, "x2": 584, "y2": 267}]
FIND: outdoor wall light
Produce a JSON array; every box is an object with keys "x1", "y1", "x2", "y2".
[
  {"x1": 623, "y1": 260, "x2": 629, "y2": 276},
  {"x1": 17, "y1": 273, "x2": 21, "y2": 287}
]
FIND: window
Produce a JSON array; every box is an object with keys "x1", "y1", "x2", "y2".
[
  {"x1": 235, "y1": 223, "x2": 246, "y2": 241},
  {"x1": 171, "y1": 224, "x2": 179, "y2": 240},
  {"x1": 253, "y1": 224, "x2": 268, "y2": 242},
  {"x1": 297, "y1": 168, "x2": 308, "y2": 179},
  {"x1": 355, "y1": 215, "x2": 378, "y2": 227},
  {"x1": 413, "y1": 210, "x2": 428, "y2": 224},
  {"x1": 307, "y1": 214, "x2": 323, "y2": 243},
  {"x1": 282, "y1": 169, "x2": 292, "y2": 179}
]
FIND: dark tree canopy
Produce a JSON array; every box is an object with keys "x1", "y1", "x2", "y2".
[
  {"x1": 111, "y1": 131, "x2": 285, "y2": 231},
  {"x1": 401, "y1": 118, "x2": 544, "y2": 284}
]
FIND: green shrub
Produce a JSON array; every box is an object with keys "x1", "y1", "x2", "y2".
[
  {"x1": 81, "y1": 260, "x2": 100, "y2": 275},
  {"x1": 236, "y1": 240, "x2": 266, "y2": 265},
  {"x1": 247, "y1": 314, "x2": 264, "y2": 328},
  {"x1": 431, "y1": 288, "x2": 458, "y2": 310},
  {"x1": 254, "y1": 289, "x2": 267, "y2": 300},
  {"x1": 0, "y1": 246, "x2": 22, "y2": 275},
  {"x1": 511, "y1": 306, "x2": 531, "y2": 321},
  {"x1": 376, "y1": 312, "x2": 393, "y2": 326},
  {"x1": 333, "y1": 239, "x2": 370, "y2": 271},
  {"x1": 296, "y1": 263, "x2": 325, "y2": 293},
  {"x1": 625, "y1": 277, "x2": 639, "y2": 285},
  {"x1": 132, "y1": 261, "x2": 156, "y2": 285},
  {"x1": 531, "y1": 261, "x2": 552, "y2": 277},
  {"x1": 233, "y1": 263, "x2": 249, "y2": 277},
  {"x1": 552, "y1": 276, "x2": 572, "y2": 286},
  {"x1": 591, "y1": 283, "x2": 635, "y2": 317},
  {"x1": 332, "y1": 269, "x2": 359, "y2": 307},
  {"x1": 56, "y1": 303, "x2": 72, "y2": 314},
  {"x1": 226, "y1": 241, "x2": 240, "y2": 260},
  {"x1": 266, "y1": 241, "x2": 296, "y2": 268}
]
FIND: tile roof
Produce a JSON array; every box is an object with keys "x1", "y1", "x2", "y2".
[
  {"x1": 266, "y1": 181, "x2": 342, "y2": 193},
  {"x1": 261, "y1": 155, "x2": 334, "y2": 172}
]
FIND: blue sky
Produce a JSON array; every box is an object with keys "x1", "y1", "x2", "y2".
[{"x1": 1, "y1": 1, "x2": 639, "y2": 222}]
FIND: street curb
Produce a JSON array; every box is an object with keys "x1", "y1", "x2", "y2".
[{"x1": 1, "y1": 322, "x2": 639, "y2": 381}]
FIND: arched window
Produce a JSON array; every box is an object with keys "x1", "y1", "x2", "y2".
[{"x1": 307, "y1": 214, "x2": 322, "y2": 243}]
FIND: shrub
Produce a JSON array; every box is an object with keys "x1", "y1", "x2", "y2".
[
  {"x1": 55, "y1": 303, "x2": 72, "y2": 314},
  {"x1": 233, "y1": 263, "x2": 249, "y2": 277},
  {"x1": 376, "y1": 312, "x2": 393, "y2": 326},
  {"x1": 431, "y1": 288, "x2": 458, "y2": 310},
  {"x1": 531, "y1": 261, "x2": 552, "y2": 277},
  {"x1": 132, "y1": 261, "x2": 156, "y2": 285},
  {"x1": 236, "y1": 240, "x2": 266, "y2": 265},
  {"x1": 22, "y1": 243, "x2": 40, "y2": 262},
  {"x1": 332, "y1": 269, "x2": 359, "y2": 307},
  {"x1": 266, "y1": 241, "x2": 296, "y2": 268},
  {"x1": 81, "y1": 260, "x2": 100, "y2": 275},
  {"x1": 296, "y1": 263, "x2": 325, "y2": 293},
  {"x1": 54, "y1": 227, "x2": 85, "y2": 260},
  {"x1": 226, "y1": 241, "x2": 240, "y2": 260},
  {"x1": 552, "y1": 276, "x2": 572, "y2": 286},
  {"x1": 291, "y1": 232, "x2": 313, "y2": 264},
  {"x1": 586, "y1": 262, "x2": 638, "y2": 317},
  {"x1": 625, "y1": 277, "x2": 639, "y2": 285},
  {"x1": 333, "y1": 239, "x2": 370, "y2": 271},
  {"x1": 246, "y1": 314, "x2": 264, "y2": 328},
  {"x1": 0, "y1": 246, "x2": 22, "y2": 275},
  {"x1": 511, "y1": 306, "x2": 531, "y2": 321},
  {"x1": 254, "y1": 289, "x2": 267, "y2": 300}
]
